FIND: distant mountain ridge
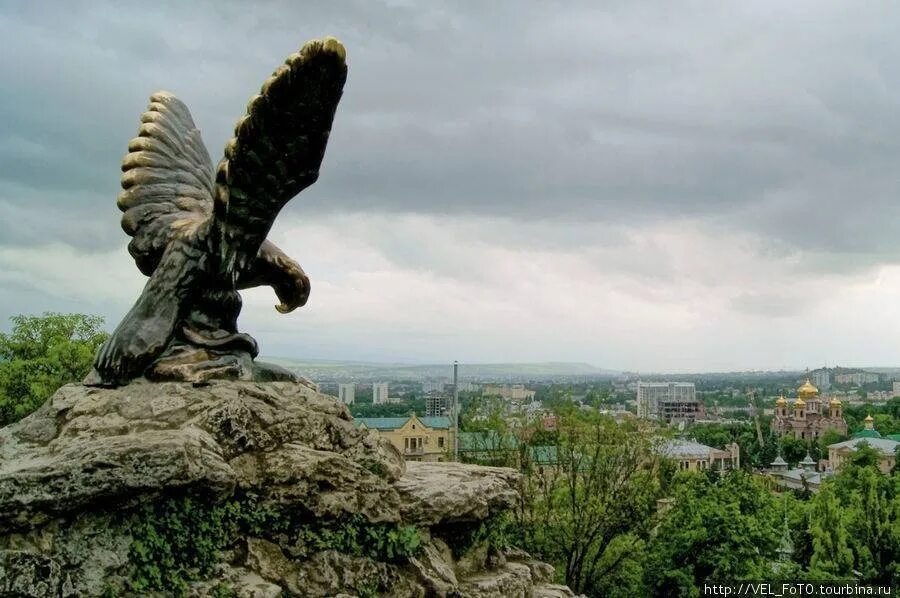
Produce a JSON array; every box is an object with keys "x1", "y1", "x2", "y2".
[{"x1": 260, "y1": 358, "x2": 619, "y2": 381}]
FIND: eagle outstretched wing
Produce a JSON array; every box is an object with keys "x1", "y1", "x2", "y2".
[
  {"x1": 117, "y1": 92, "x2": 215, "y2": 277},
  {"x1": 116, "y1": 37, "x2": 346, "y2": 284},
  {"x1": 214, "y1": 37, "x2": 348, "y2": 280}
]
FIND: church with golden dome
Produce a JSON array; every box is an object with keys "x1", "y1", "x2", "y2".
[{"x1": 771, "y1": 378, "x2": 847, "y2": 440}]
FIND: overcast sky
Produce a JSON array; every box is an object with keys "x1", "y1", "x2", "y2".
[{"x1": 2, "y1": 1, "x2": 900, "y2": 372}]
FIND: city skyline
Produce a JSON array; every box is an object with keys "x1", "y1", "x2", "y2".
[
  {"x1": 4, "y1": 2, "x2": 900, "y2": 371},
  {"x1": 265, "y1": 357, "x2": 900, "y2": 380}
]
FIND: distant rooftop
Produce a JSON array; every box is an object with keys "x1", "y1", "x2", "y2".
[
  {"x1": 353, "y1": 415, "x2": 451, "y2": 431},
  {"x1": 828, "y1": 436, "x2": 899, "y2": 456},
  {"x1": 779, "y1": 468, "x2": 830, "y2": 486},
  {"x1": 660, "y1": 438, "x2": 721, "y2": 458},
  {"x1": 353, "y1": 417, "x2": 409, "y2": 431},
  {"x1": 419, "y1": 416, "x2": 452, "y2": 429}
]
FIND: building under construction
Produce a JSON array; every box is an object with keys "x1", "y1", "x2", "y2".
[
  {"x1": 636, "y1": 381, "x2": 705, "y2": 423},
  {"x1": 657, "y1": 397, "x2": 706, "y2": 423},
  {"x1": 425, "y1": 391, "x2": 450, "y2": 417}
]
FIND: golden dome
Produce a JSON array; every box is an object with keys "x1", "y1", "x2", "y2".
[
  {"x1": 829, "y1": 397, "x2": 842, "y2": 406},
  {"x1": 797, "y1": 378, "x2": 818, "y2": 398},
  {"x1": 864, "y1": 414, "x2": 874, "y2": 423},
  {"x1": 775, "y1": 395, "x2": 787, "y2": 406},
  {"x1": 794, "y1": 397, "x2": 806, "y2": 407}
]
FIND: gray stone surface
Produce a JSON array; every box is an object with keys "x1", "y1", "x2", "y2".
[
  {"x1": 0, "y1": 550, "x2": 74, "y2": 598},
  {"x1": 532, "y1": 584, "x2": 579, "y2": 598},
  {"x1": 0, "y1": 381, "x2": 575, "y2": 597},
  {"x1": 0, "y1": 381, "x2": 403, "y2": 531},
  {"x1": 396, "y1": 461, "x2": 521, "y2": 526},
  {"x1": 407, "y1": 537, "x2": 458, "y2": 595},
  {"x1": 245, "y1": 539, "x2": 424, "y2": 598},
  {"x1": 229, "y1": 444, "x2": 401, "y2": 522},
  {"x1": 188, "y1": 565, "x2": 284, "y2": 598},
  {"x1": 456, "y1": 561, "x2": 534, "y2": 598}
]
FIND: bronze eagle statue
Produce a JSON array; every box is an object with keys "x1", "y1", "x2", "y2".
[{"x1": 85, "y1": 37, "x2": 347, "y2": 386}]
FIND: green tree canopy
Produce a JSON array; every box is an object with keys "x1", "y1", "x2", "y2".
[
  {"x1": 811, "y1": 452, "x2": 900, "y2": 585},
  {"x1": 514, "y1": 413, "x2": 661, "y2": 595},
  {"x1": 0, "y1": 313, "x2": 107, "y2": 426},
  {"x1": 779, "y1": 435, "x2": 809, "y2": 466},
  {"x1": 644, "y1": 471, "x2": 782, "y2": 596},
  {"x1": 808, "y1": 486, "x2": 855, "y2": 580}
]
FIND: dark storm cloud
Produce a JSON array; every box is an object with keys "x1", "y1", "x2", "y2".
[{"x1": 3, "y1": 0, "x2": 900, "y2": 266}]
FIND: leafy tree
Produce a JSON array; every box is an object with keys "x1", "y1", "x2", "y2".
[
  {"x1": 844, "y1": 400, "x2": 900, "y2": 437},
  {"x1": 644, "y1": 471, "x2": 782, "y2": 596},
  {"x1": 543, "y1": 393, "x2": 580, "y2": 419},
  {"x1": 808, "y1": 487, "x2": 854, "y2": 579},
  {"x1": 847, "y1": 443, "x2": 882, "y2": 470},
  {"x1": 748, "y1": 432, "x2": 780, "y2": 470},
  {"x1": 0, "y1": 313, "x2": 107, "y2": 426},
  {"x1": 814, "y1": 449, "x2": 900, "y2": 585},
  {"x1": 847, "y1": 467, "x2": 899, "y2": 584},
  {"x1": 514, "y1": 413, "x2": 661, "y2": 594},
  {"x1": 458, "y1": 395, "x2": 519, "y2": 467},
  {"x1": 888, "y1": 396, "x2": 900, "y2": 419},
  {"x1": 350, "y1": 398, "x2": 426, "y2": 418},
  {"x1": 779, "y1": 436, "x2": 809, "y2": 467},
  {"x1": 588, "y1": 533, "x2": 647, "y2": 598},
  {"x1": 460, "y1": 395, "x2": 508, "y2": 431},
  {"x1": 785, "y1": 495, "x2": 814, "y2": 571},
  {"x1": 872, "y1": 413, "x2": 898, "y2": 436},
  {"x1": 688, "y1": 423, "x2": 733, "y2": 450},
  {"x1": 528, "y1": 428, "x2": 559, "y2": 446},
  {"x1": 688, "y1": 422, "x2": 779, "y2": 470},
  {"x1": 657, "y1": 456, "x2": 680, "y2": 496}
]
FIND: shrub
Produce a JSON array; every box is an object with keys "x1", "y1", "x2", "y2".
[{"x1": 125, "y1": 490, "x2": 422, "y2": 596}]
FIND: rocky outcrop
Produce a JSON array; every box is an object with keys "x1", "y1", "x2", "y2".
[
  {"x1": 0, "y1": 381, "x2": 577, "y2": 597},
  {"x1": 396, "y1": 461, "x2": 521, "y2": 526}
]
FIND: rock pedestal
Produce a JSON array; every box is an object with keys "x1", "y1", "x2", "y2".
[{"x1": 0, "y1": 381, "x2": 577, "y2": 597}]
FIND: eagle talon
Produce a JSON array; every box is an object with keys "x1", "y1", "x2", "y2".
[{"x1": 273, "y1": 270, "x2": 310, "y2": 313}]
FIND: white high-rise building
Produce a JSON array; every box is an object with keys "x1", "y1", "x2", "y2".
[
  {"x1": 372, "y1": 382, "x2": 389, "y2": 405},
  {"x1": 834, "y1": 372, "x2": 879, "y2": 386},
  {"x1": 811, "y1": 370, "x2": 831, "y2": 391},
  {"x1": 637, "y1": 382, "x2": 668, "y2": 417},
  {"x1": 338, "y1": 383, "x2": 355, "y2": 405}
]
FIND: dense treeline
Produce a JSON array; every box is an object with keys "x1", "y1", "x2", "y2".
[
  {"x1": 350, "y1": 397, "x2": 427, "y2": 418},
  {"x1": 464, "y1": 409, "x2": 899, "y2": 595}
]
